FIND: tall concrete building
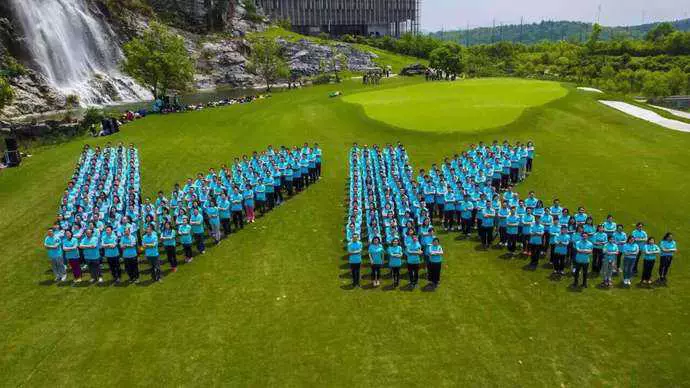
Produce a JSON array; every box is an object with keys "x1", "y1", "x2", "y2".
[{"x1": 255, "y1": 0, "x2": 420, "y2": 37}]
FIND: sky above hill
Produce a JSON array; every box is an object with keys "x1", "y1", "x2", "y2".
[{"x1": 422, "y1": 0, "x2": 689, "y2": 31}]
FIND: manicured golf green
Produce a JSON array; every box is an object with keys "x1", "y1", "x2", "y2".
[
  {"x1": 0, "y1": 76, "x2": 688, "y2": 386},
  {"x1": 343, "y1": 78, "x2": 568, "y2": 132}
]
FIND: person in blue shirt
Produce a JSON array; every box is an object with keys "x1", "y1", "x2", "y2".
[
  {"x1": 190, "y1": 208, "x2": 206, "y2": 255},
  {"x1": 613, "y1": 225, "x2": 627, "y2": 275},
  {"x1": 621, "y1": 236, "x2": 639, "y2": 286},
  {"x1": 506, "y1": 208, "x2": 520, "y2": 255},
  {"x1": 658, "y1": 232, "x2": 677, "y2": 283},
  {"x1": 428, "y1": 238, "x2": 444, "y2": 288},
  {"x1": 314, "y1": 143, "x2": 322, "y2": 179},
  {"x1": 552, "y1": 226, "x2": 570, "y2": 276},
  {"x1": 178, "y1": 217, "x2": 194, "y2": 263},
  {"x1": 205, "y1": 198, "x2": 222, "y2": 244},
  {"x1": 601, "y1": 236, "x2": 619, "y2": 288},
  {"x1": 217, "y1": 192, "x2": 232, "y2": 236},
  {"x1": 459, "y1": 195, "x2": 474, "y2": 237},
  {"x1": 230, "y1": 187, "x2": 244, "y2": 231},
  {"x1": 161, "y1": 221, "x2": 178, "y2": 272},
  {"x1": 573, "y1": 233, "x2": 593, "y2": 288},
  {"x1": 120, "y1": 228, "x2": 139, "y2": 283},
  {"x1": 442, "y1": 185, "x2": 455, "y2": 232},
  {"x1": 142, "y1": 225, "x2": 161, "y2": 282},
  {"x1": 243, "y1": 184, "x2": 256, "y2": 224},
  {"x1": 368, "y1": 236, "x2": 384, "y2": 287},
  {"x1": 62, "y1": 230, "x2": 82, "y2": 283},
  {"x1": 631, "y1": 222, "x2": 648, "y2": 275},
  {"x1": 347, "y1": 234, "x2": 363, "y2": 288},
  {"x1": 44, "y1": 228, "x2": 66, "y2": 282},
  {"x1": 388, "y1": 238, "x2": 403, "y2": 288},
  {"x1": 526, "y1": 141, "x2": 535, "y2": 173},
  {"x1": 528, "y1": 219, "x2": 545, "y2": 268},
  {"x1": 80, "y1": 228, "x2": 103, "y2": 284},
  {"x1": 406, "y1": 235, "x2": 423, "y2": 288},
  {"x1": 101, "y1": 226, "x2": 122, "y2": 283},
  {"x1": 591, "y1": 225, "x2": 608, "y2": 274},
  {"x1": 641, "y1": 237, "x2": 660, "y2": 285},
  {"x1": 479, "y1": 201, "x2": 496, "y2": 249}
]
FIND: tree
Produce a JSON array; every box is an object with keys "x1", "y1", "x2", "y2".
[
  {"x1": 0, "y1": 76, "x2": 13, "y2": 110},
  {"x1": 122, "y1": 22, "x2": 195, "y2": 99},
  {"x1": 328, "y1": 46, "x2": 348, "y2": 83},
  {"x1": 246, "y1": 37, "x2": 289, "y2": 92},
  {"x1": 429, "y1": 42, "x2": 463, "y2": 79},
  {"x1": 645, "y1": 22, "x2": 675, "y2": 42},
  {"x1": 642, "y1": 72, "x2": 670, "y2": 99},
  {"x1": 666, "y1": 67, "x2": 687, "y2": 95},
  {"x1": 586, "y1": 23, "x2": 602, "y2": 52}
]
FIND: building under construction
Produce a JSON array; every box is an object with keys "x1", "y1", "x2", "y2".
[{"x1": 255, "y1": 0, "x2": 420, "y2": 37}]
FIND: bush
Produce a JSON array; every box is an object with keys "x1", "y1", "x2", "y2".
[
  {"x1": 65, "y1": 94, "x2": 80, "y2": 108},
  {"x1": 242, "y1": 0, "x2": 264, "y2": 23},
  {"x1": 311, "y1": 73, "x2": 333, "y2": 85},
  {"x1": 80, "y1": 107, "x2": 105, "y2": 132}
]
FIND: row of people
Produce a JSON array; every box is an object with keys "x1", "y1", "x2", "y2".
[{"x1": 44, "y1": 143, "x2": 323, "y2": 284}]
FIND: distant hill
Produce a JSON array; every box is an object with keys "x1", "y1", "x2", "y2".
[{"x1": 430, "y1": 19, "x2": 690, "y2": 45}]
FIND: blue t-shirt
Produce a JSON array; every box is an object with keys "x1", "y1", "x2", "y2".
[
  {"x1": 178, "y1": 224, "x2": 193, "y2": 245},
  {"x1": 506, "y1": 215, "x2": 520, "y2": 235},
  {"x1": 529, "y1": 224, "x2": 544, "y2": 245},
  {"x1": 575, "y1": 240, "x2": 593, "y2": 264},
  {"x1": 429, "y1": 244, "x2": 443, "y2": 263},
  {"x1": 80, "y1": 235, "x2": 101, "y2": 261},
  {"x1": 120, "y1": 235, "x2": 138, "y2": 259},
  {"x1": 623, "y1": 243, "x2": 639, "y2": 258},
  {"x1": 101, "y1": 232, "x2": 120, "y2": 258},
  {"x1": 554, "y1": 233, "x2": 570, "y2": 255},
  {"x1": 142, "y1": 232, "x2": 159, "y2": 257},
  {"x1": 660, "y1": 240, "x2": 677, "y2": 257},
  {"x1": 206, "y1": 206, "x2": 220, "y2": 226},
  {"x1": 190, "y1": 213, "x2": 205, "y2": 234},
  {"x1": 44, "y1": 236, "x2": 63, "y2": 260},
  {"x1": 62, "y1": 237, "x2": 80, "y2": 260},
  {"x1": 388, "y1": 246, "x2": 403, "y2": 267},
  {"x1": 406, "y1": 241, "x2": 422, "y2": 265},
  {"x1": 643, "y1": 244, "x2": 660, "y2": 261},
  {"x1": 603, "y1": 242, "x2": 619, "y2": 262},
  {"x1": 161, "y1": 229, "x2": 177, "y2": 247},
  {"x1": 348, "y1": 241, "x2": 363, "y2": 264},
  {"x1": 369, "y1": 244, "x2": 384, "y2": 265}
]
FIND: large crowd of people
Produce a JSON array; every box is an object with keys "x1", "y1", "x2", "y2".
[
  {"x1": 43, "y1": 142, "x2": 323, "y2": 284},
  {"x1": 345, "y1": 140, "x2": 678, "y2": 290}
]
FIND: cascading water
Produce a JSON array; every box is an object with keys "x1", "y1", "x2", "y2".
[{"x1": 8, "y1": 0, "x2": 152, "y2": 105}]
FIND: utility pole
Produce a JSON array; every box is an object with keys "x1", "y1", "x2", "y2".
[
  {"x1": 492, "y1": 18, "x2": 496, "y2": 43},
  {"x1": 466, "y1": 21, "x2": 470, "y2": 46},
  {"x1": 519, "y1": 16, "x2": 524, "y2": 43}
]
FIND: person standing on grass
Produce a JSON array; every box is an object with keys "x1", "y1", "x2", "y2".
[
  {"x1": 613, "y1": 224, "x2": 627, "y2": 275},
  {"x1": 659, "y1": 233, "x2": 677, "y2": 283},
  {"x1": 314, "y1": 143, "x2": 322, "y2": 179},
  {"x1": 255, "y1": 180, "x2": 266, "y2": 216},
  {"x1": 62, "y1": 230, "x2": 81, "y2": 283},
  {"x1": 591, "y1": 225, "x2": 608, "y2": 274},
  {"x1": 526, "y1": 141, "x2": 535, "y2": 173},
  {"x1": 406, "y1": 235, "x2": 423, "y2": 288},
  {"x1": 641, "y1": 237, "x2": 660, "y2": 285},
  {"x1": 479, "y1": 200, "x2": 496, "y2": 249},
  {"x1": 631, "y1": 223, "x2": 648, "y2": 275},
  {"x1": 520, "y1": 207, "x2": 535, "y2": 255},
  {"x1": 347, "y1": 234, "x2": 363, "y2": 288},
  {"x1": 506, "y1": 207, "x2": 520, "y2": 256},
  {"x1": 388, "y1": 238, "x2": 403, "y2": 288},
  {"x1": 497, "y1": 202, "x2": 510, "y2": 247},
  {"x1": 573, "y1": 233, "x2": 593, "y2": 288},
  {"x1": 44, "y1": 228, "x2": 66, "y2": 282},
  {"x1": 161, "y1": 222, "x2": 178, "y2": 273},
  {"x1": 142, "y1": 225, "x2": 161, "y2": 282},
  {"x1": 178, "y1": 217, "x2": 194, "y2": 263},
  {"x1": 230, "y1": 187, "x2": 244, "y2": 231},
  {"x1": 428, "y1": 238, "x2": 444, "y2": 288},
  {"x1": 80, "y1": 229, "x2": 103, "y2": 284},
  {"x1": 217, "y1": 192, "x2": 231, "y2": 236},
  {"x1": 621, "y1": 236, "x2": 639, "y2": 286},
  {"x1": 205, "y1": 198, "x2": 222, "y2": 244},
  {"x1": 190, "y1": 207, "x2": 206, "y2": 255},
  {"x1": 120, "y1": 228, "x2": 139, "y2": 283},
  {"x1": 369, "y1": 236, "x2": 384, "y2": 287},
  {"x1": 601, "y1": 236, "x2": 619, "y2": 288},
  {"x1": 552, "y1": 226, "x2": 570, "y2": 276},
  {"x1": 101, "y1": 226, "x2": 122, "y2": 284},
  {"x1": 243, "y1": 184, "x2": 256, "y2": 223},
  {"x1": 528, "y1": 218, "x2": 544, "y2": 268}
]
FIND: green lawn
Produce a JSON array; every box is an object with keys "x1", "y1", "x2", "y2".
[
  {"x1": 343, "y1": 78, "x2": 568, "y2": 132},
  {"x1": 1, "y1": 77, "x2": 688, "y2": 386}
]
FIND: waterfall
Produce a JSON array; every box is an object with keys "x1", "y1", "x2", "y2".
[{"x1": 8, "y1": 0, "x2": 152, "y2": 105}]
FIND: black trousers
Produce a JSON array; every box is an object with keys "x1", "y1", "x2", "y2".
[
  {"x1": 480, "y1": 226, "x2": 494, "y2": 247},
  {"x1": 147, "y1": 256, "x2": 161, "y2": 281},
  {"x1": 88, "y1": 260, "x2": 101, "y2": 280},
  {"x1": 501, "y1": 174, "x2": 509, "y2": 188},
  {"x1": 507, "y1": 234, "x2": 518, "y2": 252},
  {"x1": 371, "y1": 264, "x2": 381, "y2": 281},
  {"x1": 510, "y1": 167, "x2": 519, "y2": 183},
  {"x1": 124, "y1": 257, "x2": 139, "y2": 280},
  {"x1": 232, "y1": 211, "x2": 244, "y2": 230},
  {"x1": 461, "y1": 218, "x2": 472, "y2": 235},
  {"x1": 183, "y1": 244, "x2": 193, "y2": 259},
  {"x1": 275, "y1": 185, "x2": 284, "y2": 202},
  {"x1": 391, "y1": 266, "x2": 401, "y2": 284},
  {"x1": 107, "y1": 256, "x2": 121, "y2": 280},
  {"x1": 659, "y1": 256, "x2": 673, "y2": 279},
  {"x1": 286, "y1": 180, "x2": 294, "y2": 196},
  {"x1": 641, "y1": 260, "x2": 655, "y2": 281},
  {"x1": 267, "y1": 192, "x2": 275, "y2": 209},
  {"x1": 429, "y1": 261, "x2": 442, "y2": 285},
  {"x1": 350, "y1": 263, "x2": 360, "y2": 286},
  {"x1": 308, "y1": 167, "x2": 317, "y2": 183},
  {"x1": 444, "y1": 210, "x2": 454, "y2": 229},
  {"x1": 553, "y1": 253, "x2": 565, "y2": 272},
  {"x1": 499, "y1": 226, "x2": 507, "y2": 244},
  {"x1": 165, "y1": 245, "x2": 178, "y2": 268},
  {"x1": 529, "y1": 244, "x2": 541, "y2": 266},
  {"x1": 573, "y1": 262, "x2": 589, "y2": 286},
  {"x1": 221, "y1": 218, "x2": 231, "y2": 235},
  {"x1": 407, "y1": 263, "x2": 420, "y2": 285},
  {"x1": 526, "y1": 158, "x2": 533, "y2": 172},
  {"x1": 316, "y1": 162, "x2": 321, "y2": 177},
  {"x1": 592, "y1": 248, "x2": 603, "y2": 273}
]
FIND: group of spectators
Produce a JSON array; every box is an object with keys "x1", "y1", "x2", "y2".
[{"x1": 43, "y1": 142, "x2": 323, "y2": 285}]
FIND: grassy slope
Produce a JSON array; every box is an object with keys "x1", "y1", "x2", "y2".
[
  {"x1": 343, "y1": 78, "x2": 568, "y2": 132},
  {"x1": 0, "y1": 77, "x2": 689, "y2": 386}
]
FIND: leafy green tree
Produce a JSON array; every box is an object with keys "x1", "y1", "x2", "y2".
[
  {"x1": 645, "y1": 22, "x2": 675, "y2": 42},
  {"x1": 587, "y1": 23, "x2": 602, "y2": 52},
  {"x1": 666, "y1": 67, "x2": 687, "y2": 95},
  {"x1": 246, "y1": 37, "x2": 289, "y2": 91},
  {"x1": 0, "y1": 76, "x2": 13, "y2": 110},
  {"x1": 122, "y1": 22, "x2": 195, "y2": 99},
  {"x1": 429, "y1": 42, "x2": 463, "y2": 79},
  {"x1": 642, "y1": 72, "x2": 670, "y2": 98},
  {"x1": 328, "y1": 46, "x2": 348, "y2": 83}
]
